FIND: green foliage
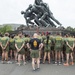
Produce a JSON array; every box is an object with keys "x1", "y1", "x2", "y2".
[
  {"x1": 0, "y1": 25, "x2": 12, "y2": 34},
  {"x1": 66, "y1": 26, "x2": 75, "y2": 31},
  {"x1": 73, "y1": 28, "x2": 75, "y2": 31}
]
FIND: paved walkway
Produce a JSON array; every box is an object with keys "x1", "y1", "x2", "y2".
[{"x1": 0, "y1": 61, "x2": 75, "y2": 75}]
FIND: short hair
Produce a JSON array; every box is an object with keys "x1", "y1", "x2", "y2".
[
  {"x1": 4, "y1": 32, "x2": 9, "y2": 36},
  {"x1": 33, "y1": 33, "x2": 38, "y2": 37},
  {"x1": 56, "y1": 32, "x2": 61, "y2": 35},
  {"x1": 18, "y1": 31, "x2": 22, "y2": 35}
]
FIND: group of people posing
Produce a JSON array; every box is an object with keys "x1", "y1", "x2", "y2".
[{"x1": 0, "y1": 32, "x2": 75, "y2": 71}]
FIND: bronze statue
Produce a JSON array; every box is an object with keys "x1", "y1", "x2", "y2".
[{"x1": 21, "y1": 0, "x2": 62, "y2": 27}]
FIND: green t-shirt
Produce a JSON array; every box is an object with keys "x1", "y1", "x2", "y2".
[
  {"x1": 50, "y1": 35, "x2": 55, "y2": 46},
  {"x1": 15, "y1": 38, "x2": 25, "y2": 49},
  {"x1": 42, "y1": 35, "x2": 46, "y2": 41},
  {"x1": 38, "y1": 35, "x2": 42, "y2": 42},
  {"x1": 44, "y1": 39, "x2": 51, "y2": 46},
  {"x1": 50, "y1": 35, "x2": 53, "y2": 40},
  {"x1": 24, "y1": 37, "x2": 30, "y2": 43},
  {"x1": 14, "y1": 36, "x2": 19, "y2": 40},
  {"x1": 67, "y1": 37, "x2": 74, "y2": 47},
  {"x1": 9, "y1": 38, "x2": 15, "y2": 47},
  {"x1": 63, "y1": 37, "x2": 74, "y2": 51},
  {"x1": 43, "y1": 39, "x2": 51, "y2": 50},
  {"x1": 62, "y1": 37, "x2": 67, "y2": 46},
  {"x1": 55, "y1": 36, "x2": 62, "y2": 46},
  {"x1": 10, "y1": 38, "x2": 15, "y2": 43},
  {"x1": 1, "y1": 36, "x2": 9, "y2": 47}
]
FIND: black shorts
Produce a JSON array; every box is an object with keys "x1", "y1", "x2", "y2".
[{"x1": 51, "y1": 46, "x2": 55, "y2": 51}]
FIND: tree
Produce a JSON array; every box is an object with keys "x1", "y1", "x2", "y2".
[
  {"x1": 66, "y1": 26, "x2": 74, "y2": 31},
  {"x1": 73, "y1": 28, "x2": 75, "y2": 31},
  {"x1": 0, "y1": 25, "x2": 12, "y2": 34}
]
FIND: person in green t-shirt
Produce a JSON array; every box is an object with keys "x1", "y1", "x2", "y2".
[
  {"x1": 14, "y1": 34, "x2": 20, "y2": 62},
  {"x1": 42, "y1": 34, "x2": 46, "y2": 42},
  {"x1": 38, "y1": 34, "x2": 43, "y2": 60},
  {"x1": 15, "y1": 32, "x2": 26, "y2": 66},
  {"x1": 43, "y1": 35, "x2": 51, "y2": 64},
  {"x1": 73, "y1": 37, "x2": 75, "y2": 51},
  {"x1": 64, "y1": 34, "x2": 74, "y2": 66},
  {"x1": 50, "y1": 35, "x2": 55, "y2": 61},
  {"x1": 0, "y1": 33, "x2": 9, "y2": 64},
  {"x1": 9, "y1": 35, "x2": 15, "y2": 60},
  {"x1": 41, "y1": 34, "x2": 46, "y2": 60},
  {"x1": 54, "y1": 33, "x2": 62, "y2": 65},
  {"x1": 0, "y1": 35, "x2": 2, "y2": 57},
  {"x1": 24, "y1": 35, "x2": 31, "y2": 61},
  {"x1": 61, "y1": 35, "x2": 67, "y2": 62}
]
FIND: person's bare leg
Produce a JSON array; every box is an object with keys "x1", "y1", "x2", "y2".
[
  {"x1": 14, "y1": 51, "x2": 18, "y2": 62},
  {"x1": 48, "y1": 52, "x2": 50, "y2": 63},
  {"x1": 5, "y1": 51, "x2": 8, "y2": 61},
  {"x1": 18, "y1": 54, "x2": 21, "y2": 66},
  {"x1": 58, "y1": 51, "x2": 61, "y2": 62},
  {"x1": 2, "y1": 51, "x2": 5, "y2": 63},
  {"x1": 36, "y1": 58, "x2": 40, "y2": 69},
  {"x1": 64, "y1": 53, "x2": 69, "y2": 66},
  {"x1": 14, "y1": 51, "x2": 16, "y2": 61},
  {"x1": 32, "y1": 58, "x2": 35, "y2": 70},
  {"x1": 43, "y1": 52, "x2": 47, "y2": 63},
  {"x1": 61, "y1": 51, "x2": 64, "y2": 62},
  {"x1": 66, "y1": 53, "x2": 69, "y2": 65},
  {"x1": 58, "y1": 51, "x2": 61, "y2": 65},
  {"x1": 52, "y1": 51, "x2": 55, "y2": 61},
  {"x1": 10, "y1": 50, "x2": 12, "y2": 60},
  {"x1": 39, "y1": 50, "x2": 41, "y2": 59},
  {"x1": 70, "y1": 53, "x2": 74, "y2": 65},
  {"x1": 55, "y1": 51, "x2": 57, "y2": 64},
  {"x1": 23, "y1": 54, "x2": 26, "y2": 65}
]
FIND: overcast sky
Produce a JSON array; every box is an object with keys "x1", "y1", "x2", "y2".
[{"x1": 0, "y1": 0, "x2": 75, "y2": 28}]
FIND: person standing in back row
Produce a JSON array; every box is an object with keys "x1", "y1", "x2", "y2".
[
  {"x1": 43, "y1": 35, "x2": 51, "y2": 64},
  {"x1": 64, "y1": 34, "x2": 74, "y2": 66},
  {"x1": 15, "y1": 32, "x2": 26, "y2": 66},
  {"x1": 0, "y1": 33, "x2": 9, "y2": 64},
  {"x1": 54, "y1": 33, "x2": 62, "y2": 65}
]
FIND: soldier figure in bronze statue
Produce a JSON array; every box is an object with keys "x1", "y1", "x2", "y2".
[{"x1": 21, "y1": 0, "x2": 62, "y2": 27}]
